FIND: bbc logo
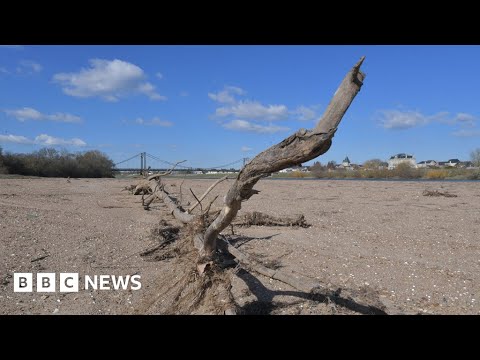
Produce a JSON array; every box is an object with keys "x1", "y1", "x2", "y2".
[
  {"x1": 14, "y1": 273, "x2": 79, "y2": 293},
  {"x1": 13, "y1": 273, "x2": 141, "y2": 292}
]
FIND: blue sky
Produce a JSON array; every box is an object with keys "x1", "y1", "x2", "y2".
[{"x1": 1, "y1": 45, "x2": 480, "y2": 168}]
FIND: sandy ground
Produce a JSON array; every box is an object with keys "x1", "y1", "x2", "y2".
[{"x1": 0, "y1": 176, "x2": 479, "y2": 315}]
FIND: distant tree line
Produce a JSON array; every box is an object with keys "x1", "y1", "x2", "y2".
[
  {"x1": 0, "y1": 147, "x2": 6, "y2": 174},
  {"x1": 307, "y1": 149, "x2": 480, "y2": 180},
  {"x1": 0, "y1": 147, "x2": 114, "y2": 178}
]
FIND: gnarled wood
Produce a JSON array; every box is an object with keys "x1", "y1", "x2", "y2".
[{"x1": 200, "y1": 56, "x2": 366, "y2": 255}]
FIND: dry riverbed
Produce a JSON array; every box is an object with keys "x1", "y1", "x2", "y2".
[{"x1": 0, "y1": 177, "x2": 479, "y2": 314}]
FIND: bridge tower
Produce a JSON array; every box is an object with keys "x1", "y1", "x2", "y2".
[{"x1": 140, "y1": 152, "x2": 147, "y2": 175}]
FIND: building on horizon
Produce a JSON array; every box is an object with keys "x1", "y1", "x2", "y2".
[
  {"x1": 417, "y1": 160, "x2": 438, "y2": 168},
  {"x1": 388, "y1": 153, "x2": 416, "y2": 170},
  {"x1": 342, "y1": 156, "x2": 351, "y2": 168}
]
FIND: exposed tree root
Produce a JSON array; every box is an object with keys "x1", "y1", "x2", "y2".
[{"x1": 138, "y1": 221, "x2": 236, "y2": 314}]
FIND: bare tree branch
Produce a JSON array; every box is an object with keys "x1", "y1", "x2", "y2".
[
  {"x1": 187, "y1": 175, "x2": 229, "y2": 213},
  {"x1": 189, "y1": 188, "x2": 203, "y2": 214},
  {"x1": 200, "y1": 57, "x2": 366, "y2": 255},
  {"x1": 148, "y1": 160, "x2": 187, "y2": 181}
]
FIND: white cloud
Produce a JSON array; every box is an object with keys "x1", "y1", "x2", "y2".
[
  {"x1": 241, "y1": 146, "x2": 253, "y2": 152},
  {"x1": 0, "y1": 134, "x2": 31, "y2": 144},
  {"x1": 451, "y1": 129, "x2": 480, "y2": 137},
  {"x1": 378, "y1": 110, "x2": 478, "y2": 130},
  {"x1": 156, "y1": 72, "x2": 163, "y2": 79},
  {"x1": 208, "y1": 86, "x2": 245, "y2": 104},
  {"x1": 0, "y1": 133, "x2": 86, "y2": 146},
  {"x1": 5, "y1": 107, "x2": 82, "y2": 123},
  {"x1": 137, "y1": 82, "x2": 166, "y2": 101},
  {"x1": 216, "y1": 101, "x2": 288, "y2": 121},
  {"x1": 0, "y1": 67, "x2": 9, "y2": 74},
  {"x1": 5, "y1": 107, "x2": 42, "y2": 121},
  {"x1": 134, "y1": 117, "x2": 173, "y2": 127},
  {"x1": 180, "y1": 91, "x2": 189, "y2": 97},
  {"x1": 17, "y1": 60, "x2": 42, "y2": 73},
  {"x1": 453, "y1": 113, "x2": 476, "y2": 127},
  {"x1": 294, "y1": 105, "x2": 318, "y2": 121},
  {"x1": 53, "y1": 59, "x2": 166, "y2": 102},
  {"x1": 35, "y1": 134, "x2": 86, "y2": 146},
  {"x1": 210, "y1": 86, "x2": 318, "y2": 134},
  {"x1": 223, "y1": 120, "x2": 289, "y2": 134},
  {"x1": 47, "y1": 113, "x2": 82, "y2": 123},
  {"x1": 378, "y1": 110, "x2": 430, "y2": 129}
]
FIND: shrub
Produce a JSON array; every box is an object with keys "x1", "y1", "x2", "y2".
[
  {"x1": 289, "y1": 171, "x2": 309, "y2": 178},
  {"x1": 0, "y1": 147, "x2": 6, "y2": 174},
  {"x1": 1, "y1": 148, "x2": 114, "y2": 178},
  {"x1": 424, "y1": 169, "x2": 449, "y2": 179},
  {"x1": 392, "y1": 163, "x2": 422, "y2": 179},
  {"x1": 467, "y1": 170, "x2": 480, "y2": 180}
]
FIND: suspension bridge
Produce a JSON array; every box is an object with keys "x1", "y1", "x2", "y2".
[{"x1": 113, "y1": 152, "x2": 250, "y2": 174}]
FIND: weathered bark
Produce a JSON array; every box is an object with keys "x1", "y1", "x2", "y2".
[
  {"x1": 158, "y1": 188, "x2": 195, "y2": 224},
  {"x1": 200, "y1": 56, "x2": 366, "y2": 255}
]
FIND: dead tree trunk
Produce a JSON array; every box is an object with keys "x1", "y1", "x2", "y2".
[{"x1": 199, "y1": 56, "x2": 366, "y2": 256}]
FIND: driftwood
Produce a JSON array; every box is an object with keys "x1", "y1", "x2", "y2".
[
  {"x1": 199, "y1": 56, "x2": 366, "y2": 255},
  {"x1": 422, "y1": 189, "x2": 457, "y2": 198},
  {"x1": 128, "y1": 57, "x2": 397, "y2": 314},
  {"x1": 134, "y1": 180, "x2": 152, "y2": 195},
  {"x1": 146, "y1": 57, "x2": 365, "y2": 253},
  {"x1": 158, "y1": 188, "x2": 195, "y2": 224},
  {"x1": 233, "y1": 211, "x2": 310, "y2": 227}
]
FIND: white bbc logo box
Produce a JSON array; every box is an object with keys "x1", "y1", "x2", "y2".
[{"x1": 14, "y1": 273, "x2": 79, "y2": 292}]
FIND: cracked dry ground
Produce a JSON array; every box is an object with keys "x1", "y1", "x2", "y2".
[{"x1": 0, "y1": 176, "x2": 479, "y2": 314}]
